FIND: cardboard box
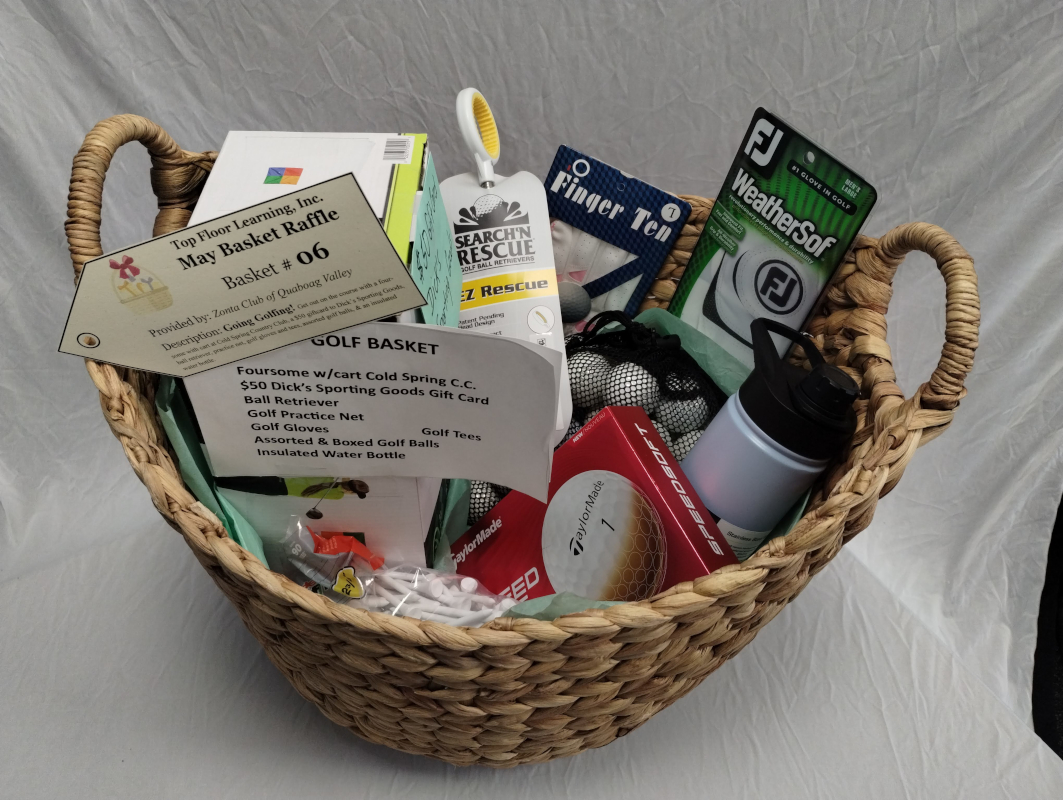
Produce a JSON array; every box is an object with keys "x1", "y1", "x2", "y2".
[
  {"x1": 179, "y1": 132, "x2": 463, "y2": 571},
  {"x1": 188, "y1": 130, "x2": 459, "y2": 326},
  {"x1": 451, "y1": 406, "x2": 736, "y2": 603}
]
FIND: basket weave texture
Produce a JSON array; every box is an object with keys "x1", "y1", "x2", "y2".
[{"x1": 66, "y1": 115, "x2": 980, "y2": 767}]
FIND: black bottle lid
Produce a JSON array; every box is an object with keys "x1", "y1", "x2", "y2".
[{"x1": 737, "y1": 319, "x2": 858, "y2": 461}]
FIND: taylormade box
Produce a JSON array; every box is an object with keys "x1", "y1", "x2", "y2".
[{"x1": 450, "y1": 406, "x2": 736, "y2": 603}]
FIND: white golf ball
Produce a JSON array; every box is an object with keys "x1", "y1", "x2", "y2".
[
  {"x1": 604, "y1": 363, "x2": 661, "y2": 414},
  {"x1": 541, "y1": 470, "x2": 666, "y2": 602},
  {"x1": 557, "y1": 281, "x2": 592, "y2": 324},
  {"x1": 669, "y1": 429, "x2": 703, "y2": 462},
  {"x1": 568, "y1": 351, "x2": 613, "y2": 408},
  {"x1": 657, "y1": 397, "x2": 710, "y2": 434},
  {"x1": 651, "y1": 419, "x2": 673, "y2": 446},
  {"x1": 664, "y1": 373, "x2": 700, "y2": 394}
]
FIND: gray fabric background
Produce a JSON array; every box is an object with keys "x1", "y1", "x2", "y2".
[{"x1": 2, "y1": 1, "x2": 1062, "y2": 793}]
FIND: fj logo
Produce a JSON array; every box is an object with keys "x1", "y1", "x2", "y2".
[
  {"x1": 755, "y1": 260, "x2": 803, "y2": 315},
  {"x1": 744, "y1": 119, "x2": 784, "y2": 167}
]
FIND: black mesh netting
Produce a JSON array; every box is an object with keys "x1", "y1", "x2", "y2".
[
  {"x1": 467, "y1": 480, "x2": 511, "y2": 526},
  {"x1": 464, "y1": 312, "x2": 724, "y2": 527},
  {"x1": 562, "y1": 311, "x2": 726, "y2": 460}
]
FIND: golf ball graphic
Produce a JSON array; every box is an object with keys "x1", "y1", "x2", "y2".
[
  {"x1": 541, "y1": 470, "x2": 666, "y2": 602},
  {"x1": 474, "y1": 194, "x2": 505, "y2": 218}
]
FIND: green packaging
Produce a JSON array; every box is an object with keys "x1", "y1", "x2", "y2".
[{"x1": 670, "y1": 109, "x2": 877, "y2": 375}]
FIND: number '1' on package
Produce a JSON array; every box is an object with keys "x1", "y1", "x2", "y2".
[{"x1": 670, "y1": 109, "x2": 877, "y2": 368}]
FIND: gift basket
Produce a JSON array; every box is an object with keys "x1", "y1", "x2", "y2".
[{"x1": 64, "y1": 113, "x2": 979, "y2": 767}]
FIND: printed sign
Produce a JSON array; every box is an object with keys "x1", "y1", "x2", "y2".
[
  {"x1": 59, "y1": 174, "x2": 426, "y2": 376},
  {"x1": 182, "y1": 321, "x2": 562, "y2": 500}
]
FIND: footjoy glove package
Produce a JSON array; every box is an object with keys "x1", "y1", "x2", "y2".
[{"x1": 670, "y1": 109, "x2": 877, "y2": 368}]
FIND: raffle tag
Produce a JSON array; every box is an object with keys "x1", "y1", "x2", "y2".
[{"x1": 59, "y1": 174, "x2": 426, "y2": 376}]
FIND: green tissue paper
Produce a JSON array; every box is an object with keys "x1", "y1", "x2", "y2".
[
  {"x1": 155, "y1": 377, "x2": 268, "y2": 565},
  {"x1": 503, "y1": 592, "x2": 622, "y2": 620},
  {"x1": 636, "y1": 307, "x2": 750, "y2": 396}
]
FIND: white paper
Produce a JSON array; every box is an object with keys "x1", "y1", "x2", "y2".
[
  {"x1": 184, "y1": 322, "x2": 561, "y2": 499},
  {"x1": 189, "y1": 132, "x2": 415, "y2": 223}
]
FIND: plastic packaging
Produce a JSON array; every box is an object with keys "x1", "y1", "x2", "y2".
[
  {"x1": 682, "y1": 318, "x2": 858, "y2": 559},
  {"x1": 544, "y1": 146, "x2": 691, "y2": 328},
  {"x1": 279, "y1": 515, "x2": 382, "y2": 598},
  {"x1": 669, "y1": 109, "x2": 878, "y2": 376},
  {"x1": 347, "y1": 565, "x2": 516, "y2": 627},
  {"x1": 281, "y1": 516, "x2": 513, "y2": 625},
  {"x1": 439, "y1": 88, "x2": 572, "y2": 442}
]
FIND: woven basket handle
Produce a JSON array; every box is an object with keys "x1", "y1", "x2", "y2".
[
  {"x1": 873, "y1": 222, "x2": 979, "y2": 410},
  {"x1": 820, "y1": 221, "x2": 979, "y2": 415},
  {"x1": 804, "y1": 221, "x2": 979, "y2": 506},
  {"x1": 65, "y1": 114, "x2": 216, "y2": 281}
]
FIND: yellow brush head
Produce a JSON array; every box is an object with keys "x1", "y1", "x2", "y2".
[{"x1": 472, "y1": 92, "x2": 500, "y2": 160}]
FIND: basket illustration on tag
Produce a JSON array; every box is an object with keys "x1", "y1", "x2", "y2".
[{"x1": 110, "y1": 255, "x2": 173, "y2": 315}]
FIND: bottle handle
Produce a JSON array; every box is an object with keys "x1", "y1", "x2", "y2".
[{"x1": 750, "y1": 318, "x2": 826, "y2": 374}]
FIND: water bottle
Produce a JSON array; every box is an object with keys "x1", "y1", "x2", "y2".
[{"x1": 682, "y1": 318, "x2": 858, "y2": 560}]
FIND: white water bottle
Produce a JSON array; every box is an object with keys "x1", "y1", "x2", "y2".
[{"x1": 682, "y1": 318, "x2": 858, "y2": 560}]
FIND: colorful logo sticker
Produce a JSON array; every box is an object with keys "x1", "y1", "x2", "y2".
[
  {"x1": 264, "y1": 167, "x2": 303, "y2": 185},
  {"x1": 110, "y1": 255, "x2": 172, "y2": 315}
]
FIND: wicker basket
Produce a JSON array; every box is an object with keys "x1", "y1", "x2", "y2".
[{"x1": 65, "y1": 115, "x2": 980, "y2": 767}]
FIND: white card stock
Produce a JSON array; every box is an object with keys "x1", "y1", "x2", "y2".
[{"x1": 183, "y1": 322, "x2": 561, "y2": 500}]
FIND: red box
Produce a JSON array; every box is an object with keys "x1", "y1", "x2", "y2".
[{"x1": 451, "y1": 406, "x2": 736, "y2": 603}]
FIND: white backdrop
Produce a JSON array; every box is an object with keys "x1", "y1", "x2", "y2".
[{"x1": 2, "y1": 1, "x2": 1063, "y2": 795}]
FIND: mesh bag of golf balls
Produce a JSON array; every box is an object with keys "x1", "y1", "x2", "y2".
[
  {"x1": 564, "y1": 311, "x2": 726, "y2": 460},
  {"x1": 467, "y1": 480, "x2": 511, "y2": 526}
]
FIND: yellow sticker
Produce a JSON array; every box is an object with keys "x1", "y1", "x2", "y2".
[
  {"x1": 459, "y1": 268, "x2": 557, "y2": 311},
  {"x1": 332, "y1": 567, "x2": 364, "y2": 598}
]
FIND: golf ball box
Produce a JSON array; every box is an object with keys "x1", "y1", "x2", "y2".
[{"x1": 450, "y1": 406, "x2": 736, "y2": 603}]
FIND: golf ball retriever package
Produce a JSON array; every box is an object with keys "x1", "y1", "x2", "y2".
[
  {"x1": 450, "y1": 406, "x2": 736, "y2": 604},
  {"x1": 545, "y1": 146, "x2": 692, "y2": 325},
  {"x1": 670, "y1": 109, "x2": 877, "y2": 368},
  {"x1": 439, "y1": 89, "x2": 572, "y2": 438}
]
